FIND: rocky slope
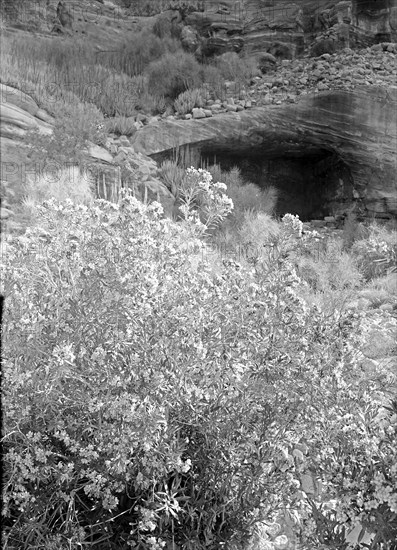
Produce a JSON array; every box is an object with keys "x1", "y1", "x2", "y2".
[
  {"x1": 1, "y1": 1, "x2": 396, "y2": 221},
  {"x1": 0, "y1": 83, "x2": 174, "y2": 225},
  {"x1": 131, "y1": 45, "x2": 397, "y2": 220}
]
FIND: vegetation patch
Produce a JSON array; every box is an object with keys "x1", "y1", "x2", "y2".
[{"x1": 2, "y1": 170, "x2": 396, "y2": 549}]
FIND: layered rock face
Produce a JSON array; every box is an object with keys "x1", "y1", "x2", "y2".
[
  {"x1": 352, "y1": 0, "x2": 397, "y2": 43},
  {"x1": 132, "y1": 84, "x2": 397, "y2": 219},
  {"x1": 184, "y1": 0, "x2": 397, "y2": 58}
]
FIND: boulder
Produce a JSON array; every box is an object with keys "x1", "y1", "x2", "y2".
[
  {"x1": 192, "y1": 108, "x2": 206, "y2": 119},
  {"x1": 257, "y1": 52, "x2": 277, "y2": 74},
  {"x1": 0, "y1": 103, "x2": 53, "y2": 138},
  {"x1": 87, "y1": 143, "x2": 113, "y2": 164},
  {"x1": 268, "y1": 42, "x2": 294, "y2": 60},
  {"x1": 181, "y1": 25, "x2": 200, "y2": 52},
  {"x1": 57, "y1": 1, "x2": 73, "y2": 29},
  {"x1": 1, "y1": 84, "x2": 53, "y2": 124},
  {"x1": 310, "y1": 38, "x2": 337, "y2": 57}
]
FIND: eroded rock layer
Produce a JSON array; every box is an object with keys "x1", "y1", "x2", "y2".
[
  {"x1": 184, "y1": 0, "x2": 397, "y2": 58},
  {"x1": 132, "y1": 85, "x2": 397, "y2": 219}
]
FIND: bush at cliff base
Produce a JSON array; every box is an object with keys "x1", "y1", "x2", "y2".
[{"x1": 2, "y1": 195, "x2": 396, "y2": 549}]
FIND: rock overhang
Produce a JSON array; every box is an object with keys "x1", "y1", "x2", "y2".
[{"x1": 132, "y1": 86, "x2": 397, "y2": 218}]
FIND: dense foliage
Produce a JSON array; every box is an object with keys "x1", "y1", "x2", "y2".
[{"x1": 2, "y1": 171, "x2": 396, "y2": 549}]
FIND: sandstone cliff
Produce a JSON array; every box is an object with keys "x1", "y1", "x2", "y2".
[
  {"x1": 132, "y1": 84, "x2": 397, "y2": 219},
  {"x1": 184, "y1": 0, "x2": 397, "y2": 59}
]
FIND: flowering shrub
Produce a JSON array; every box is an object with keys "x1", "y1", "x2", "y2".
[
  {"x1": 282, "y1": 395, "x2": 397, "y2": 549},
  {"x1": 176, "y1": 167, "x2": 234, "y2": 234},
  {"x1": 2, "y1": 196, "x2": 396, "y2": 549},
  {"x1": 352, "y1": 228, "x2": 397, "y2": 280},
  {"x1": 281, "y1": 213, "x2": 303, "y2": 238}
]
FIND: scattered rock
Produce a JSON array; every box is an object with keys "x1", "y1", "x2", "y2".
[
  {"x1": 192, "y1": 108, "x2": 206, "y2": 119},
  {"x1": 311, "y1": 38, "x2": 336, "y2": 57},
  {"x1": 379, "y1": 303, "x2": 394, "y2": 312},
  {"x1": 358, "y1": 297, "x2": 371, "y2": 310},
  {"x1": 258, "y1": 52, "x2": 277, "y2": 74},
  {"x1": 311, "y1": 220, "x2": 326, "y2": 228},
  {"x1": 88, "y1": 143, "x2": 113, "y2": 164},
  {"x1": 118, "y1": 135, "x2": 131, "y2": 147}
]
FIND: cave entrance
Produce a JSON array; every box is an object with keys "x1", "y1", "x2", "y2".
[{"x1": 200, "y1": 147, "x2": 354, "y2": 221}]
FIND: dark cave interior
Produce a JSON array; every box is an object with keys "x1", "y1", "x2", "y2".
[
  {"x1": 200, "y1": 146, "x2": 354, "y2": 221},
  {"x1": 153, "y1": 144, "x2": 356, "y2": 222}
]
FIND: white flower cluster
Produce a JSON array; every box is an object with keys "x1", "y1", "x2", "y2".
[
  {"x1": 181, "y1": 167, "x2": 234, "y2": 234},
  {"x1": 281, "y1": 213, "x2": 303, "y2": 237}
]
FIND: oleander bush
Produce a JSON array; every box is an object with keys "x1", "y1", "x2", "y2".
[
  {"x1": 2, "y1": 176, "x2": 397, "y2": 550},
  {"x1": 351, "y1": 222, "x2": 397, "y2": 280}
]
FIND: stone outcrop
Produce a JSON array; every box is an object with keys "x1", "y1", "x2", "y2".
[
  {"x1": 0, "y1": 85, "x2": 174, "y2": 215},
  {"x1": 1, "y1": 85, "x2": 54, "y2": 139},
  {"x1": 51, "y1": 1, "x2": 74, "y2": 35},
  {"x1": 352, "y1": 0, "x2": 397, "y2": 43},
  {"x1": 131, "y1": 85, "x2": 397, "y2": 219},
  {"x1": 0, "y1": 0, "x2": 135, "y2": 49},
  {"x1": 181, "y1": 0, "x2": 397, "y2": 58}
]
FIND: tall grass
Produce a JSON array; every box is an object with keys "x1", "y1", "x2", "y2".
[
  {"x1": 158, "y1": 159, "x2": 186, "y2": 196},
  {"x1": 0, "y1": 34, "x2": 174, "y2": 116},
  {"x1": 103, "y1": 32, "x2": 182, "y2": 77},
  {"x1": 22, "y1": 165, "x2": 94, "y2": 207},
  {"x1": 0, "y1": 29, "x2": 248, "y2": 116},
  {"x1": 104, "y1": 116, "x2": 137, "y2": 136},
  {"x1": 212, "y1": 51, "x2": 259, "y2": 84},
  {"x1": 147, "y1": 50, "x2": 204, "y2": 99}
]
